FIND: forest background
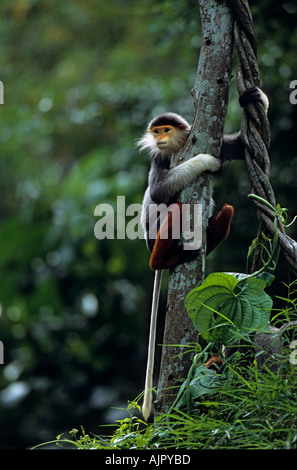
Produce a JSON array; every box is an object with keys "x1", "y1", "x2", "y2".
[{"x1": 0, "y1": 0, "x2": 296, "y2": 449}]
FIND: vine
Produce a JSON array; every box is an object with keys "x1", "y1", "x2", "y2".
[{"x1": 228, "y1": 0, "x2": 297, "y2": 270}]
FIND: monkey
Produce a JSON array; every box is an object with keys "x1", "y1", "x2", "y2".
[{"x1": 138, "y1": 86, "x2": 269, "y2": 421}]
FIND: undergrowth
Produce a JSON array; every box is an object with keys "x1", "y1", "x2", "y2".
[
  {"x1": 33, "y1": 344, "x2": 297, "y2": 450},
  {"x1": 33, "y1": 271, "x2": 297, "y2": 450}
]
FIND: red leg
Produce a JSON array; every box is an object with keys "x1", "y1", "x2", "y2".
[
  {"x1": 149, "y1": 202, "x2": 184, "y2": 270},
  {"x1": 206, "y1": 204, "x2": 234, "y2": 255},
  {"x1": 149, "y1": 202, "x2": 201, "y2": 270},
  {"x1": 149, "y1": 202, "x2": 234, "y2": 270}
]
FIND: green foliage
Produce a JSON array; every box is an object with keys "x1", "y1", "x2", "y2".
[
  {"x1": 185, "y1": 197, "x2": 291, "y2": 345},
  {"x1": 172, "y1": 349, "x2": 227, "y2": 412},
  {"x1": 0, "y1": 0, "x2": 297, "y2": 449},
  {"x1": 34, "y1": 349, "x2": 297, "y2": 450},
  {"x1": 34, "y1": 282, "x2": 297, "y2": 451},
  {"x1": 185, "y1": 272, "x2": 272, "y2": 345}
]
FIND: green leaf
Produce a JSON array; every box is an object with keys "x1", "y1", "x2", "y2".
[
  {"x1": 174, "y1": 365, "x2": 226, "y2": 410},
  {"x1": 185, "y1": 273, "x2": 272, "y2": 345}
]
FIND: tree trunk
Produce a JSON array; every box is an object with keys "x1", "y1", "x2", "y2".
[{"x1": 154, "y1": 0, "x2": 234, "y2": 418}]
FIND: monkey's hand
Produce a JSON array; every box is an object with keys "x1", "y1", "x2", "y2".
[
  {"x1": 239, "y1": 86, "x2": 269, "y2": 114},
  {"x1": 191, "y1": 153, "x2": 221, "y2": 174}
]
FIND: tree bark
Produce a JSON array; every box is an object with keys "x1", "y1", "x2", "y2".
[{"x1": 154, "y1": 0, "x2": 234, "y2": 417}]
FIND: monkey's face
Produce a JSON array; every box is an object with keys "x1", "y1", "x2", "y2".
[
  {"x1": 151, "y1": 125, "x2": 176, "y2": 149},
  {"x1": 137, "y1": 118, "x2": 189, "y2": 157}
]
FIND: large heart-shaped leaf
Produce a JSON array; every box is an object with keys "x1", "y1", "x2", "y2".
[{"x1": 185, "y1": 273, "x2": 272, "y2": 345}]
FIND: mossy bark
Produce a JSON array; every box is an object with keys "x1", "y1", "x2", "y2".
[{"x1": 155, "y1": 0, "x2": 234, "y2": 418}]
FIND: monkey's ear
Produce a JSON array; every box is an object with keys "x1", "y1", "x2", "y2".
[{"x1": 178, "y1": 124, "x2": 188, "y2": 130}]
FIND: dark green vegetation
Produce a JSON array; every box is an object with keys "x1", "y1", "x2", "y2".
[
  {"x1": 35, "y1": 278, "x2": 297, "y2": 450},
  {"x1": 55, "y1": 361, "x2": 297, "y2": 450},
  {"x1": 0, "y1": 0, "x2": 297, "y2": 448},
  {"x1": 34, "y1": 323, "x2": 297, "y2": 450}
]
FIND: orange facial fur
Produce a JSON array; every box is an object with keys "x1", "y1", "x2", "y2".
[{"x1": 150, "y1": 125, "x2": 175, "y2": 146}]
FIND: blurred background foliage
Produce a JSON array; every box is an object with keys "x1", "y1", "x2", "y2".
[{"x1": 0, "y1": 0, "x2": 296, "y2": 448}]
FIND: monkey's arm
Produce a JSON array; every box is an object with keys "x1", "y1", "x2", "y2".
[
  {"x1": 220, "y1": 132, "x2": 245, "y2": 163},
  {"x1": 149, "y1": 153, "x2": 221, "y2": 204},
  {"x1": 220, "y1": 86, "x2": 269, "y2": 163}
]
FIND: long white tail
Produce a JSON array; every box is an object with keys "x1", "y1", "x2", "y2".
[{"x1": 142, "y1": 269, "x2": 163, "y2": 421}]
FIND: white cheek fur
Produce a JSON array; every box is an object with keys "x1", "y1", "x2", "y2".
[
  {"x1": 136, "y1": 133, "x2": 157, "y2": 154},
  {"x1": 137, "y1": 128, "x2": 189, "y2": 158}
]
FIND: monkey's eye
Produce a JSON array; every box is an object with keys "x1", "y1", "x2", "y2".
[
  {"x1": 164, "y1": 128, "x2": 171, "y2": 133},
  {"x1": 153, "y1": 129, "x2": 159, "y2": 134}
]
